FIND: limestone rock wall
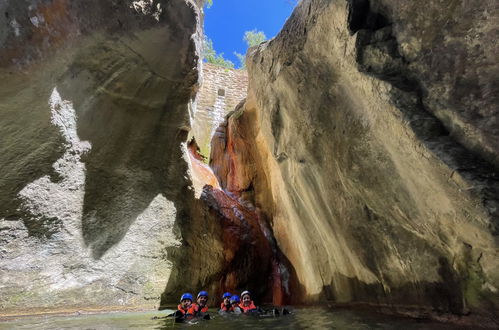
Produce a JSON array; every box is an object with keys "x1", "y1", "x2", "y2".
[
  {"x1": 212, "y1": 0, "x2": 499, "y2": 320},
  {"x1": 362, "y1": 0, "x2": 499, "y2": 169},
  {"x1": 0, "y1": 0, "x2": 219, "y2": 314}
]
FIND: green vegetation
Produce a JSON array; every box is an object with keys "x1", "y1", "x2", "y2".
[
  {"x1": 234, "y1": 29, "x2": 267, "y2": 69},
  {"x1": 202, "y1": 27, "x2": 267, "y2": 69},
  {"x1": 205, "y1": 0, "x2": 213, "y2": 8},
  {"x1": 244, "y1": 29, "x2": 267, "y2": 47},
  {"x1": 202, "y1": 37, "x2": 234, "y2": 69}
]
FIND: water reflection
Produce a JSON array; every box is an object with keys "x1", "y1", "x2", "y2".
[{"x1": 0, "y1": 307, "x2": 469, "y2": 330}]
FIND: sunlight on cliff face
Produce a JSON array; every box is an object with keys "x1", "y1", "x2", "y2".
[
  {"x1": 18, "y1": 87, "x2": 91, "y2": 235},
  {"x1": 183, "y1": 139, "x2": 221, "y2": 198},
  {"x1": 9, "y1": 88, "x2": 180, "y2": 302}
]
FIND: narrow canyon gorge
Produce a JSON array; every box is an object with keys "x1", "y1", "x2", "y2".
[{"x1": 0, "y1": 0, "x2": 497, "y2": 327}]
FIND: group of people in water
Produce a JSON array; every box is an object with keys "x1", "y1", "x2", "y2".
[
  {"x1": 175, "y1": 290, "x2": 258, "y2": 321},
  {"x1": 218, "y1": 290, "x2": 257, "y2": 314},
  {"x1": 171, "y1": 289, "x2": 287, "y2": 322}
]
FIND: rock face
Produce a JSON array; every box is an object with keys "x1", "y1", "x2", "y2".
[
  {"x1": 1, "y1": 0, "x2": 498, "y2": 322},
  {"x1": 211, "y1": 0, "x2": 499, "y2": 321},
  {"x1": 207, "y1": 118, "x2": 301, "y2": 305},
  {"x1": 0, "y1": 0, "x2": 210, "y2": 314}
]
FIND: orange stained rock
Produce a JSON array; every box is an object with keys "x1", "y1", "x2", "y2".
[
  {"x1": 222, "y1": 271, "x2": 239, "y2": 291},
  {"x1": 1, "y1": 0, "x2": 76, "y2": 66},
  {"x1": 202, "y1": 185, "x2": 291, "y2": 305},
  {"x1": 187, "y1": 141, "x2": 221, "y2": 194},
  {"x1": 271, "y1": 259, "x2": 285, "y2": 306},
  {"x1": 206, "y1": 106, "x2": 296, "y2": 305}
]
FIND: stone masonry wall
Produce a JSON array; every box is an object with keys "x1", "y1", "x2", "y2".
[{"x1": 191, "y1": 63, "x2": 248, "y2": 156}]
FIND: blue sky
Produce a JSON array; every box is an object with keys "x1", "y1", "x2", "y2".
[{"x1": 204, "y1": 0, "x2": 296, "y2": 68}]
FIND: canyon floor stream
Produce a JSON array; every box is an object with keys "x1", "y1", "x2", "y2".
[{"x1": 0, "y1": 307, "x2": 471, "y2": 330}]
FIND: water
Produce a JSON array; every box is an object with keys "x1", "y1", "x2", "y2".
[{"x1": 0, "y1": 307, "x2": 466, "y2": 330}]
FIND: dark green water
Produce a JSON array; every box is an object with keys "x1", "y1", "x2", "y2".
[{"x1": 0, "y1": 307, "x2": 466, "y2": 329}]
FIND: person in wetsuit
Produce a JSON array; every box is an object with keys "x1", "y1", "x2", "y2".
[
  {"x1": 175, "y1": 293, "x2": 195, "y2": 322},
  {"x1": 191, "y1": 290, "x2": 210, "y2": 319},
  {"x1": 231, "y1": 295, "x2": 242, "y2": 314},
  {"x1": 239, "y1": 290, "x2": 258, "y2": 313},
  {"x1": 219, "y1": 292, "x2": 232, "y2": 313}
]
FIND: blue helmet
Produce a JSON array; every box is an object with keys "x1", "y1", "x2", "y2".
[
  {"x1": 197, "y1": 290, "x2": 209, "y2": 298},
  {"x1": 180, "y1": 293, "x2": 193, "y2": 302},
  {"x1": 222, "y1": 292, "x2": 232, "y2": 299},
  {"x1": 230, "y1": 295, "x2": 240, "y2": 303}
]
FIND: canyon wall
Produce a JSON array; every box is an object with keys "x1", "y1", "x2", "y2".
[
  {"x1": 1, "y1": 0, "x2": 498, "y2": 323},
  {"x1": 0, "y1": 0, "x2": 222, "y2": 314},
  {"x1": 211, "y1": 0, "x2": 499, "y2": 321}
]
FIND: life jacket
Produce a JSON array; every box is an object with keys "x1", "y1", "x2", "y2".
[
  {"x1": 190, "y1": 303, "x2": 209, "y2": 315},
  {"x1": 239, "y1": 301, "x2": 257, "y2": 313},
  {"x1": 220, "y1": 302, "x2": 233, "y2": 312},
  {"x1": 177, "y1": 304, "x2": 194, "y2": 317}
]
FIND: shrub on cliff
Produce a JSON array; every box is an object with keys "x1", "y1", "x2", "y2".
[
  {"x1": 235, "y1": 30, "x2": 267, "y2": 69},
  {"x1": 202, "y1": 37, "x2": 235, "y2": 69}
]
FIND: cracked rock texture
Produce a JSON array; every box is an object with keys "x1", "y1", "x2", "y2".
[
  {"x1": 0, "y1": 0, "x2": 220, "y2": 314},
  {"x1": 211, "y1": 0, "x2": 499, "y2": 321}
]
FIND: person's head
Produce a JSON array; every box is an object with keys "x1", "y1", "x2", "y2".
[
  {"x1": 222, "y1": 292, "x2": 232, "y2": 305},
  {"x1": 197, "y1": 290, "x2": 208, "y2": 307},
  {"x1": 241, "y1": 290, "x2": 251, "y2": 306},
  {"x1": 230, "y1": 295, "x2": 240, "y2": 306},
  {"x1": 180, "y1": 293, "x2": 193, "y2": 309}
]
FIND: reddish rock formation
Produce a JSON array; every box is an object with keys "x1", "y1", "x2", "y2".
[
  {"x1": 187, "y1": 139, "x2": 221, "y2": 193},
  {"x1": 200, "y1": 185, "x2": 298, "y2": 305},
  {"x1": 207, "y1": 102, "x2": 302, "y2": 305},
  {"x1": 185, "y1": 116, "x2": 297, "y2": 305}
]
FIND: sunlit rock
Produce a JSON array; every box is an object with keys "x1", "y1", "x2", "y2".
[
  {"x1": 208, "y1": 101, "x2": 302, "y2": 305},
  {"x1": 211, "y1": 0, "x2": 499, "y2": 321},
  {"x1": 1, "y1": 0, "x2": 497, "y2": 324},
  {"x1": 0, "y1": 0, "x2": 206, "y2": 313},
  {"x1": 185, "y1": 138, "x2": 220, "y2": 197}
]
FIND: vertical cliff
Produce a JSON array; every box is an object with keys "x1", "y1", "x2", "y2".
[
  {"x1": 0, "y1": 0, "x2": 219, "y2": 314},
  {"x1": 211, "y1": 0, "x2": 499, "y2": 322},
  {"x1": 1, "y1": 0, "x2": 498, "y2": 323}
]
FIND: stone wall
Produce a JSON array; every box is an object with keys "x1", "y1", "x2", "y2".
[{"x1": 191, "y1": 63, "x2": 248, "y2": 156}]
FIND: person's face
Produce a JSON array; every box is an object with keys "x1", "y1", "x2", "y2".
[
  {"x1": 242, "y1": 295, "x2": 251, "y2": 306},
  {"x1": 223, "y1": 297, "x2": 231, "y2": 305},
  {"x1": 231, "y1": 301, "x2": 238, "y2": 307},
  {"x1": 198, "y1": 295, "x2": 208, "y2": 306},
  {"x1": 181, "y1": 299, "x2": 191, "y2": 309}
]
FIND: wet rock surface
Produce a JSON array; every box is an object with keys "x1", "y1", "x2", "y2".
[
  {"x1": 210, "y1": 0, "x2": 498, "y2": 324},
  {"x1": 183, "y1": 138, "x2": 298, "y2": 305}
]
